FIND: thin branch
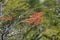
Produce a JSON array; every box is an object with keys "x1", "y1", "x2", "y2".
[{"x1": 2, "y1": 0, "x2": 9, "y2": 6}]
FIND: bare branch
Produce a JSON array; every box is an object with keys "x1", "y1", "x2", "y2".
[{"x1": 2, "y1": 0, "x2": 9, "y2": 6}]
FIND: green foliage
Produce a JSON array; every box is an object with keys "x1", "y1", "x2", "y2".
[
  {"x1": 0, "y1": 0, "x2": 60, "y2": 40},
  {"x1": 3, "y1": 0, "x2": 30, "y2": 15}
]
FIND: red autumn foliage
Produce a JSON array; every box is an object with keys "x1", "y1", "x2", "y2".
[{"x1": 25, "y1": 11, "x2": 44, "y2": 25}]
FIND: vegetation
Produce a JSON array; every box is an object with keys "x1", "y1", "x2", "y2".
[{"x1": 0, "y1": 0, "x2": 60, "y2": 40}]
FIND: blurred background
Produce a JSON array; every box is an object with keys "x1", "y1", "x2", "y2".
[{"x1": 0, "y1": 0, "x2": 60, "y2": 40}]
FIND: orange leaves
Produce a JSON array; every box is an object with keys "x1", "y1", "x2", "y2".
[
  {"x1": 25, "y1": 11, "x2": 44, "y2": 25},
  {"x1": 0, "y1": 13, "x2": 17, "y2": 21},
  {"x1": 0, "y1": 17, "x2": 7, "y2": 21},
  {"x1": 7, "y1": 16, "x2": 13, "y2": 21},
  {"x1": 0, "y1": 16, "x2": 13, "y2": 21}
]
